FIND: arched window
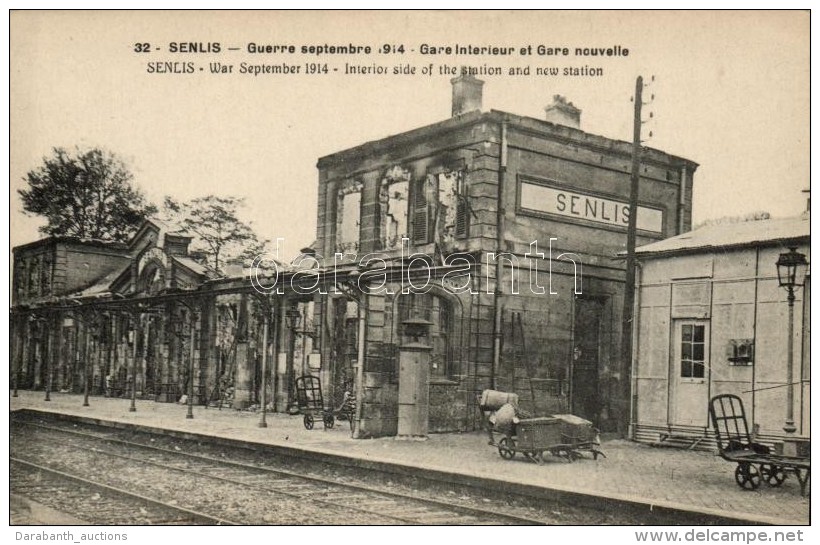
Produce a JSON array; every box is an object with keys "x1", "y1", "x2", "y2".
[
  {"x1": 397, "y1": 292, "x2": 453, "y2": 379},
  {"x1": 138, "y1": 262, "x2": 166, "y2": 295}
]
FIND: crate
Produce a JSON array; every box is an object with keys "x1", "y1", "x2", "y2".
[
  {"x1": 516, "y1": 417, "x2": 563, "y2": 451},
  {"x1": 552, "y1": 414, "x2": 598, "y2": 445}
]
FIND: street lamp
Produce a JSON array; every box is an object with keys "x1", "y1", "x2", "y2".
[
  {"x1": 775, "y1": 246, "x2": 809, "y2": 434},
  {"x1": 285, "y1": 306, "x2": 301, "y2": 411},
  {"x1": 128, "y1": 316, "x2": 140, "y2": 413}
]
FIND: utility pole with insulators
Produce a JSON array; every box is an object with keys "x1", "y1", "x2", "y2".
[{"x1": 620, "y1": 75, "x2": 651, "y2": 438}]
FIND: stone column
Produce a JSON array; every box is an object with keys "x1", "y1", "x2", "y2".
[
  {"x1": 32, "y1": 320, "x2": 42, "y2": 390},
  {"x1": 233, "y1": 342, "x2": 251, "y2": 409},
  {"x1": 274, "y1": 303, "x2": 289, "y2": 412}
]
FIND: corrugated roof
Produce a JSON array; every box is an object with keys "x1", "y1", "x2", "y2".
[{"x1": 635, "y1": 216, "x2": 809, "y2": 256}]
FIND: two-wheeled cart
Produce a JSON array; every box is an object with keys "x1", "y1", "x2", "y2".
[
  {"x1": 494, "y1": 415, "x2": 605, "y2": 464},
  {"x1": 709, "y1": 394, "x2": 810, "y2": 496},
  {"x1": 295, "y1": 375, "x2": 356, "y2": 433}
]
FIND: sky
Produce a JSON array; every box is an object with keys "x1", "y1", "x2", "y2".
[{"x1": 8, "y1": 11, "x2": 810, "y2": 257}]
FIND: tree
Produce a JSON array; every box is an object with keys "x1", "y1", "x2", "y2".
[
  {"x1": 18, "y1": 147, "x2": 156, "y2": 242},
  {"x1": 162, "y1": 195, "x2": 268, "y2": 274}
]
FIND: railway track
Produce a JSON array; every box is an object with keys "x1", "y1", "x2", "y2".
[
  {"x1": 12, "y1": 417, "x2": 551, "y2": 525},
  {"x1": 11, "y1": 458, "x2": 233, "y2": 525}
]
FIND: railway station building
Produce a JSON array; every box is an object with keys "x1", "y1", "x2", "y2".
[
  {"x1": 10, "y1": 77, "x2": 698, "y2": 438},
  {"x1": 631, "y1": 216, "x2": 810, "y2": 445}
]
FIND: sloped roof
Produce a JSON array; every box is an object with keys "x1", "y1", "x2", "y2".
[
  {"x1": 635, "y1": 216, "x2": 809, "y2": 256},
  {"x1": 12, "y1": 236, "x2": 128, "y2": 254},
  {"x1": 172, "y1": 255, "x2": 213, "y2": 277},
  {"x1": 65, "y1": 263, "x2": 131, "y2": 299},
  {"x1": 147, "y1": 217, "x2": 189, "y2": 238}
]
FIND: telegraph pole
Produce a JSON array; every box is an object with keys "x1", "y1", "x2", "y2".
[{"x1": 620, "y1": 76, "x2": 642, "y2": 438}]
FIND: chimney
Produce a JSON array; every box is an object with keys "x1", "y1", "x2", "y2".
[
  {"x1": 545, "y1": 95, "x2": 581, "y2": 129},
  {"x1": 451, "y1": 74, "x2": 484, "y2": 117}
]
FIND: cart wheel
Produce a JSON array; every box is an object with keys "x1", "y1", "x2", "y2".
[
  {"x1": 303, "y1": 414, "x2": 314, "y2": 430},
  {"x1": 734, "y1": 462, "x2": 761, "y2": 490},
  {"x1": 323, "y1": 414, "x2": 335, "y2": 429},
  {"x1": 761, "y1": 464, "x2": 786, "y2": 487},
  {"x1": 524, "y1": 451, "x2": 541, "y2": 464},
  {"x1": 498, "y1": 437, "x2": 515, "y2": 460}
]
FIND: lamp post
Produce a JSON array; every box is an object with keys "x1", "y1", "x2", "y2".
[
  {"x1": 285, "y1": 305, "x2": 301, "y2": 412},
  {"x1": 775, "y1": 246, "x2": 809, "y2": 434}
]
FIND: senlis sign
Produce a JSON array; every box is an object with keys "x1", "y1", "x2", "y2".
[{"x1": 520, "y1": 182, "x2": 664, "y2": 234}]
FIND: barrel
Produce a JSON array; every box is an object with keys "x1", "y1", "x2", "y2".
[{"x1": 479, "y1": 390, "x2": 519, "y2": 411}]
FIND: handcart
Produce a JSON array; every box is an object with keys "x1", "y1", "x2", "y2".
[
  {"x1": 294, "y1": 375, "x2": 356, "y2": 432},
  {"x1": 709, "y1": 394, "x2": 810, "y2": 496},
  {"x1": 494, "y1": 415, "x2": 605, "y2": 464}
]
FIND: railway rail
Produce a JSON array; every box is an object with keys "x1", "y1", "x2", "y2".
[
  {"x1": 11, "y1": 458, "x2": 233, "y2": 525},
  {"x1": 12, "y1": 416, "x2": 554, "y2": 525}
]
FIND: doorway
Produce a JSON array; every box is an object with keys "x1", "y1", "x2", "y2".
[
  {"x1": 571, "y1": 297, "x2": 604, "y2": 423},
  {"x1": 670, "y1": 320, "x2": 710, "y2": 427}
]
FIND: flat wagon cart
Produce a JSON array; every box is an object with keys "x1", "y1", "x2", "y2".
[
  {"x1": 495, "y1": 415, "x2": 604, "y2": 464},
  {"x1": 709, "y1": 394, "x2": 810, "y2": 496},
  {"x1": 295, "y1": 375, "x2": 356, "y2": 433}
]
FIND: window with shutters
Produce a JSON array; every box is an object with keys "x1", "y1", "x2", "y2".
[
  {"x1": 378, "y1": 165, "x2": 468, "y2": 250},
  {"x1": 412, "y1": 175, "x2": 435, "y2": 245},
  {"x1": 454, "y1": 172, "x2": 469, "y2": 238},
  {"x1": 413, "y1": 169, "x2": 468, "y2": 246}
]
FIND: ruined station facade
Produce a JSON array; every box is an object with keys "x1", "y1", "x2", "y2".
[{"x1": 10, "y1": 77, "x2": 697, "y2": 438}]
